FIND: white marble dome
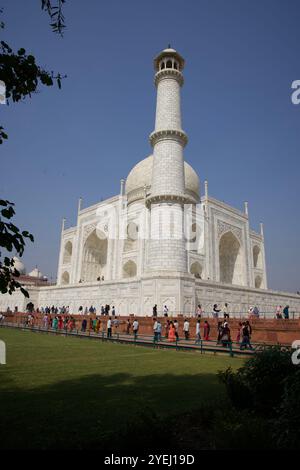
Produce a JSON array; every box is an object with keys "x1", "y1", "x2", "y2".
[
  {"x1": 12, "y1": 256, "x2": 26, "y2": 275},
  {"x1": 125, "y1": 155, "x2": 200, "y2": 203},
  {"x1": 28, "y1": 267, "x2": 43, "y2": 279}
]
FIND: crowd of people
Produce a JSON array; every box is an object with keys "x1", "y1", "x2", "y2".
[
  {"x1": 36, "y1": 304, "x2": 116, "y2": 316},
  {"x1": 151, "y1": 316, "x2": 253, "y2": 350},
  {"x1": 1, "y1": 301, "x2": 292, "y2": 321},
  {"x1": 20, "y1": 310, "x2": 254, "y2": 350}
]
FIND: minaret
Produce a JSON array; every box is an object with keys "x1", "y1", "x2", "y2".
[{"x1": 146, "y1": 47, "x2": 188, "y2": 273}]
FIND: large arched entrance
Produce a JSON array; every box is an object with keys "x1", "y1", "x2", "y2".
[
  {"x1": 219, "y1": 231, "x2": 244, "y2": 285},
  {"x1": 81, "y1": 230, "x2": 108, "y2": 282}
]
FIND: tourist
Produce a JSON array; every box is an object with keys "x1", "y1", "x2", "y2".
[
  {"x1": 163, "y1": 305, "x2": 169, "y2": 316},
  {"x1": 113, "y1": 317, "x2": 119, "y2": 333},
  {"x1": 96, "y1": 318, "x2": 101, "y2": 333},
  {"x1": 174, "y1": 319, "x2": 179, "y2": 340},
  {"x1": 203, "y1": 320, "x2": 210, "y2": 341},
  {"x1": 220, "y1": 322, "x2": 231, "y2": 348},
  {"x1": 52, "y1": 316, "x2": 58, "y2": 330},
  {"x1": 168, "y1": 321, "x2": 176, "y2": 342},
  {"x1": 236, "y1": 322, "x2": 243, "y2": 343},
  {"x1": 164, "y1": 319, "x2": 170, "y2": 338},
  {"x1": 252, "y1": 306, "x2": 259, "y2": 318},
  {"x1": 216, "y1": 321, "x2": 223, "y2": 344},
  {"x1": 283, "y1": 305, "x2": 290, "y2": 320},
  {"x1": 153, "y1": 304, "x2": 158, "y2": 317},
  {"x1": 196, "y1": 304, "x2": 203, "y2": 318},
  {"x1": 101, "y1": 305, "x2": 105, "y2": 315},
  {"x1": 133, "y1": 319, "x2": 139, "y2": 339},
  {"x1": 245, "y1": 320, "x2": 252, "y2": 339},
  {"x1": 107, "y1": 317, "x2": 112, "y2": 338},
  {"x1": 89, "y1": 317, "x2": 93, "y2": 331},
  {"x1": 84, "y1": 306, "x2": 88, "y2": 315},
  {"x1": 70, "y1": 316, "x2": 76, "y2": 331},
  {"x1": 213, "y1": 304, "x2": 221, "y2": 318},
  {"x1": 153, "y1": 318, "x2": 158, "y2": 341},
  {"x1": 58, "y1": 316, "x2": 63, "y2": 330},
  {"x1": 126, "y1": 318, "x2": 131, "y2": 334},
  {"x1": 78, "y1": 306, "x2": 83, "y2": 315},
  {"x1": 81, "y1": 318, "x2": 87, "y2": 332},
  {"x1": 276, "y1": 305, "x2": 283, "y2": 319},
  {"x1": 183, "y1": 318, "x2": 190, "y2": 340},
  {"x1": 43, "y1": 313, "x2": 49, "y2": 329},
  {"x1": 93, "y1": 317, "x2": 97, "y2": 332},
  {"x1": 156, "y1": 319, "x2": 162, "y2": 341},
  {"x1": 223, "y1": 302, "x2": 229, "y2": 319},
  {"x1": 195, "y1": 319, "x2": 201, "y2": 344},
  {"x1": 112, "y1": 306, "x2": 116, "y2": 316},
  {"x1": 240, "y1": 322, "x2": 253, "y2": 350}
]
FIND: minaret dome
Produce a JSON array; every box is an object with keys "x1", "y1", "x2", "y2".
[{"x1": 154, "y1": 47, "x2": 185, "y2": 72}]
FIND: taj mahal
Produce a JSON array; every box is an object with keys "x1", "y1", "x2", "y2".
[{"x1": 2, "y1": 47, "x2": 300, "y2": 316}]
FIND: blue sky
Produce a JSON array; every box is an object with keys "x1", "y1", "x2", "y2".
[{"x1": 1, "y1": 0, "x2": 299, "y2": 292}]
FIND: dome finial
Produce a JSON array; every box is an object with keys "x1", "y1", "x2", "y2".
[{"x1": 168, "y1": 43, "x2": 171, "y2": 49}]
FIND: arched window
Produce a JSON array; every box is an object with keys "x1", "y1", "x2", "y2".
[
  {"x1": 173, "y1": 61, "x2": 178, "y2": 70},
  {"x1": 124, "y1": 222, "x2": 138, "y2": 252},
  {"x1": 253, "y1": 245, "x2": 262, "y2": 268},
  {"x1": 255, "y1": 275, "x2": 262, "y2": 288},
  {"x1": 160, "y1": 61, "x2": 165, "y2": 70},
  {"x1": 63, "y1": 241, "x2": 72, "y2": 264},
  {"x1": 219, "y1": 232, "x2": 244, "y2": 285},
  {"x1": 166, "y1": 60, "x2": 172, "y2": 68},
  {"x1": 61, "y1": 271, "x2": 70, "y2": 285},
  {"x1": 123, "y1": 260, "x2": 137, "y2": 278},
  {"x1": 81, "y1": 229, "x2": 108, "y2": 282},
  {"x1": 190, "y1": 261, "x2": 202, "y2": 279}
]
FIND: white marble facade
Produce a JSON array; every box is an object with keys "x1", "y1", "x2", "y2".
[{"x1": 2, "y1": 48, "x2": 300, "y2": 316}]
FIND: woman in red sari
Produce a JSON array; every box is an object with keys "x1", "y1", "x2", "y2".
[{"x1": 168, "y1": 321, "x2": 176, "y2": 342}]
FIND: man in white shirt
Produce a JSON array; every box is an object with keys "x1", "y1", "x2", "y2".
[
  {"x1": 133, "y1": 319, "x2": 139, "y2": 339},
  {"x1": 153, "y1": 318, "x2": 158, "y2": 341},
  {"x1": 183, "y1": 319, "x2": 190, "y2": 340},
  {"x1": 163, "y1": 305, "x2": 169, "y2": 316}
]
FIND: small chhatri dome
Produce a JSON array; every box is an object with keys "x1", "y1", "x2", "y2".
[
  {"x1": 125, "y1": 155, "x2": 200, "y2": 204},
  {"x1": 154, "y1": 46, "x2": 185, "y2": 71},
  {"x1": 12, "y1": 256, "x2": 26, "y2": 275}
]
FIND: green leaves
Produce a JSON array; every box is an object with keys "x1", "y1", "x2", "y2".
[
  {"x1": 0, "y1": 41, "x2": 66, "y2": 106},
  {"x1": 41, "y1": 0, "x2": 66, "y2": 35},
  {"x1": 0, "y1": 200, "x2": 34, "y2": 297},
  {"x1": 0, "y1": 127, "x2": 8, "y2": 144}
]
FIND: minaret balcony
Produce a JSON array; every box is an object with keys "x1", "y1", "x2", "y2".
[{"x1": 149, "y1": 129, "x2": 188, "y2": 147}]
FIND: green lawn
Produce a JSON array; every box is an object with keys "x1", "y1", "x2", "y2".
[{"x1": 0, "y1": 327, "x2": 243, "y2": 449}]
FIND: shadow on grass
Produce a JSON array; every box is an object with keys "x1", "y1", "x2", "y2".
[{"x1": 0, "y1": 371, "x2": 223, "y2": 450}]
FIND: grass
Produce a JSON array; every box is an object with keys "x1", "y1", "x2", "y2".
[{"x1": 0, "y1": 327, "x2": 244, "y2": 449}]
